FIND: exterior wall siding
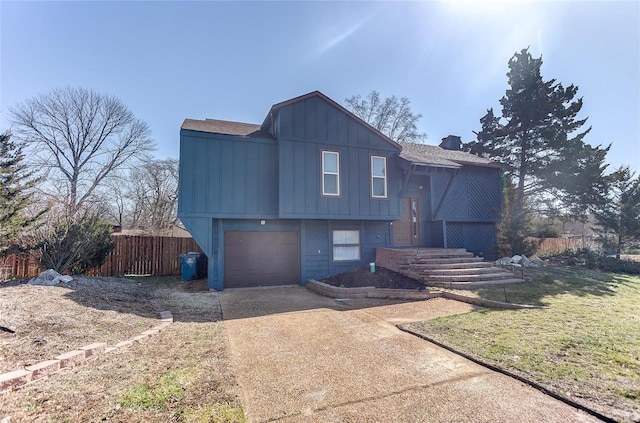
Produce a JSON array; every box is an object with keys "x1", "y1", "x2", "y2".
[
  {"x1": 433, "y1": 167, "x2": 502, "y2": 222},
  {"x1": 446, "y1": 222, "x2": 498, "y2": 260},
  {"x1": 277, "y1": 95, "x2": 397, "y2": 150},
  {"x1": 178, "y1": 129, "x2": 278, "y2": 218},
  {"x1": 303, "y1": 220, "x2": 330, "y2": 281},
  {"x1": 276, "y1": 96, "x2": 402, "y2": 220}
]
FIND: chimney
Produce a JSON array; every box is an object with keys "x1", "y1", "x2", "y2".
[{"x1": 439, "y1": 135, "x2": 462, "y2": 150}]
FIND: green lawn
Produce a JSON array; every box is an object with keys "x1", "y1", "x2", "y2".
[{"x1": 404, "y1": 266, "x2": 640, "y2": 423}]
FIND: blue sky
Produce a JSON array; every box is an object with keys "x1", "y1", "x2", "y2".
[{"x1": 1, "y1": 1, "x2": 638, "y2": 172}]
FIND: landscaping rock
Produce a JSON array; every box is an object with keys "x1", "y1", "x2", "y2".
[{"x1": 28, "y1": 270, "x2": 73, "y2": 286}]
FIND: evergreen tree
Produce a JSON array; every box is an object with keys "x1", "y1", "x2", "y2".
[
  {"x1": 593, "y1": 167, "x2": 640, "y2": 259},
  {"x1": 468, "y1": 48, "x2": 609, "y2": 252},
  {"x1": 0, "y1": 131, "x2": 45, "y2": 256}
]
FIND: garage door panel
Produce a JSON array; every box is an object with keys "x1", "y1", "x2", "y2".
[{"x1": 224, "y1": 231, "x2": 300, "y2": 288}]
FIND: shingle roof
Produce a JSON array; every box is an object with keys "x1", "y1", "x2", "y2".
[
  {"x1": 398, "y1": 141, "x2": 500, "y2": 169},
  {"x1": 181, "y1": 118, "x2": 271, "y2": 138}
]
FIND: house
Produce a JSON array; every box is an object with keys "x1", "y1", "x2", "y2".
[{"x1": 178, "y1": 91, "x2": 502, "y2": 290}]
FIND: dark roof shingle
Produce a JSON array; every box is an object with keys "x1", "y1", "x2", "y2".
[
  {"x1": 398, "y1": 141, "x2": 500, "y2": 169},
  {"x1": 181, "y1": 118, "x2": 271, "y2": 138}
]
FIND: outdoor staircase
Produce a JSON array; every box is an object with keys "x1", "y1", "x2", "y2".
[{"x1": 376, "y1": 248, "x2": 526, "y2": 290}]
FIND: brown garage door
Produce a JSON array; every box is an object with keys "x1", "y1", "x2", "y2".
[{"x1": 224, "y1": 231, "x2": 300, "y2": 288}]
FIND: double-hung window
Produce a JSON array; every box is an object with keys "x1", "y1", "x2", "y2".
[
  {"x1": 322, "y1": 150, "x2": 340, "y2": 196},
  {"x1": 371, "y1": 155, "x2": 388, "y2": 198},
  {"x1": 333, "y1": 230, "x2": 360, "y2": 261}
]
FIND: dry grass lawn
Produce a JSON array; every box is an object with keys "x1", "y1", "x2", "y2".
[{"x1": 0, "y1": 276, "x2": 245, "y2": 422}]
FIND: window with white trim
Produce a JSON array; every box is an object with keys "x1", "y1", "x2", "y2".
[
  {"x1": 371, "y1": 155, "x2": 387, "y2": 198},
  {"x1": 322, "y1": 150, "x2": 340, "y2": 196},
  {"x1": 332, "y1": 230, "x2": 360, "y2": 261}
]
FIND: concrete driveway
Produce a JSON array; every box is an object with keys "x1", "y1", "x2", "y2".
[{"x1": 219, "y1": 286, "x2": 601, "y2": 423}]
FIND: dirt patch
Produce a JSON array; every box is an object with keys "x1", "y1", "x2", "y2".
[
  {"x1": 0, "y1": 276, "x2": 243, "y2": 422},
  {"x1": 320, "y1": 265, "x2": 425, "y2": 290}
]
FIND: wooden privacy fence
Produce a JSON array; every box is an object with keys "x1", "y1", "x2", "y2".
[
  {"x1": 1, "y1": 235, "x2": 204, "y2": 280},
  {"x1": 535, "y1": 237, "x2": 584, "y2": 256}
]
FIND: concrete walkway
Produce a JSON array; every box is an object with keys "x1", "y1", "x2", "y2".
[{"x1": 219, "y1": 286, "x2": 601, "y2": 423}]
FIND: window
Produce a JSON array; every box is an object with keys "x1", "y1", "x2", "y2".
[
  {"x1": 371, "y1": 155, "x2": 387, "y2": 198},
  {"x1": 333, "y1": 230, "x2": 360, "y2": 261},
  {"x1": 322, "y1": 150, "x2": 340, "y2": 196}
]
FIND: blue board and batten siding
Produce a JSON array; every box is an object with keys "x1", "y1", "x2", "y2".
[
  {"x1": 179, "y1": 130, "x2": 278, "y2": 219},
  {"x1": 277, "y1": 95, "x2": 401, "y2": 220}
]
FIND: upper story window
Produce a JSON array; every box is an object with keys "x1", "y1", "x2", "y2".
[
  {"x1": 371, "y1": 155, "x2": 388, "y2": 198},
  {"x1": 321, "y1": 150, "x2": 340, "y2": 196}
]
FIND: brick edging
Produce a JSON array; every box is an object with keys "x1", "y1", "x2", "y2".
[{"x1": 0, "y1": 311, "x2": 174, "y2": 395}]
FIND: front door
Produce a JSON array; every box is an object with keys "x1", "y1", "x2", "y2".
[{"x1": 392, "y1": 197, "x2": 421, "y2": 246}]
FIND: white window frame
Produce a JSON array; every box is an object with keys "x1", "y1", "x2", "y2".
[
  {"x1": 332, "y1": 229, "x2": 360, "y2": 261},
  {"x1": 370, "y1": 155, "x2": 388, "y2": 199},
  {"x1": 321, "y1": 150, "x2": 340, "y2": 197}
]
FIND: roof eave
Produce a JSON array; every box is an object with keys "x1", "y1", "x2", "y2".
[
  {"x1": 408, "y1": 161, "x2": 461, "y2": 169},
  {"x1": 450, "y1": 160, "x2": 503, "y2": 169}
]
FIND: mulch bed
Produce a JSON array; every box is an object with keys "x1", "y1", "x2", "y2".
[{"x1": 320, "y1": 265, "x2": 425, "y2": 290}]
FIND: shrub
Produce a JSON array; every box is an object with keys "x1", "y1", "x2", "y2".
[
  {"x1": 545, "y1": 248, "x2": 640, "y2": 274},
  {"x1": 533, "y1": 225, "x2": 561, "y2": 239},
  {"x1": 497, "y1": 237, "x2": 540, "y2": 258},
  {"x1": 31, "y1": 212, "x2": 114, "y2": 274}
]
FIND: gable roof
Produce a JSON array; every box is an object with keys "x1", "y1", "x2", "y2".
[
  {"x1": 181, "y1": 118, "x2": 272, "y2": 138},
  {"x1": 398, "y1": 141, "x2": 500, "y2": 169},
  {"x1": 262, "y1": 90, "x2": 402, "y2": 150}
]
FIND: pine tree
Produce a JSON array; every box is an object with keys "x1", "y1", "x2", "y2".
[
  {"x1": 0, "y1": 131, "x2": 45, "y2": 256},
  {"x1": 593, "y1": 167, "x2": 640, "y2": 259},
  {"x1": 468, "y1": 48, "x2": 609, "y2": 252}
]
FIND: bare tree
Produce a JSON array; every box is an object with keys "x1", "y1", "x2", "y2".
[
  {"x1": 345, "y1": 91, "x2": 427, "y2": 143},
  {"x1": 96, "y1": 173, "x2": 129, "y2": 227},
  {"x1": 99, "y1": 158, "x2": 179, "y2": 232},
  {"x1": 10, "y1": 87, "x2": 155, "y2": 214},
  {"x1": 130, "y1": 158, "x2": 179, "y2": 231}
]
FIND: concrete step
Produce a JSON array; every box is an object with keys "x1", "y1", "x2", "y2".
[
  {"x1": 414, "y1": 248, "x2": 469, "y2": 256},
  {"x1": 413, "y1": 262, "x2": 496, "y2": 270},
  {"x1": 413, "y1": 252, "x2": 475, "y2": 260},
  {"x1": 422, "y1": 272, "x2": 516, "y2": 283},
  {"x1": 424, "y1": 278, "x2": 526, "y2": 289},
  {"x1": 422, "y1": 267, "x2": 505, "y2": 276},
  {"x1": 411, "y1": 257, "x2": 485, "y2": 265}
]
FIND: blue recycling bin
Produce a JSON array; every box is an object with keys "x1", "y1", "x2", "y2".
[{"x1": 180, "y1": 252, "x2": 199, "y2": 281}]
